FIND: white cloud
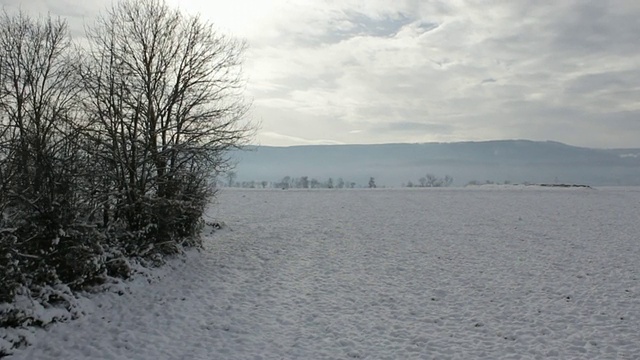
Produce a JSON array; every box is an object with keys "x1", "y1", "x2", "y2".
[
  {"x1": 3, "y1": 0, "x2": 640, "y2": 148},
  {"x1": 259, "y1": 132, "x2": 344, "y2": 146}
]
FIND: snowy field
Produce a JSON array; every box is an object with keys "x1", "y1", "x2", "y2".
[{"x1": 5, "y1": 186, "x2": 640, "y2": 359}]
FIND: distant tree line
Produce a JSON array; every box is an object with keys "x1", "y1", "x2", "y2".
[
  {"x1": 222, "y1": 174, "x2": 458, "y2": 189},
  {"x1": 221, "y1": 173, "x2": 362, "y2": 189},
  {"x1": 404, "y1": 174, "x2": 453, "y2": 188},
  {"x1": 466, "y1": 180, "x2": 512, "y2": 186},
  {"x1": 0, "y1": 0, "x2": 250, "y2": 323}
]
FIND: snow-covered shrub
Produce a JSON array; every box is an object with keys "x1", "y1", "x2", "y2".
[
  {"x1": 1, "y1": 206, "x2": 106, "y2": 287},
  {"x1": 49, "y1": 225, "x2": 107, "y2": 289},
  {"x1": 122, "y1": 194, "x2": 207, "y2": 257},
  {"x1": 105, "y1": 256, "x2": 133, "y2": 279},
  {"x1": 0, "y1": 229, "x2": 21, "y2": 304},
  {"x1": 1, "y1": 283, "x2": 82, "y2": 356}
]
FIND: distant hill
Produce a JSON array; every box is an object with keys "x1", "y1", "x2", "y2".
[{"x1": 229, "y1": 140, "x2": 640, "y2": 187}]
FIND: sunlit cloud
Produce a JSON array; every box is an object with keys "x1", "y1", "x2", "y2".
[
  {"x1": 4, "y1": 0, "x2": 640, "y2": 148},
  {"x1": 260, "y1": 132, "x2": 345, "y2": 146}
]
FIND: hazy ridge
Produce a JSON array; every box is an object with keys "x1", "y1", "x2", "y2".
[{"x1": 230, "y1": 140, "x2": 640, "y2": 187}]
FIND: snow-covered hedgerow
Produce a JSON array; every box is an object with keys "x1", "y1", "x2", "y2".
[{"x1": 0, "y1": 0, "x2": 251, "y2": 354}]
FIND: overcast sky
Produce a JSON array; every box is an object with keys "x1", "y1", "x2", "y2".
[{"x1": 3, "y1": 0, "x2": 640, "y2": 148}]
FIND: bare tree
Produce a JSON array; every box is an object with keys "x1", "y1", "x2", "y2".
[
  {"x1": 226, "y1": 171, "x2": 237, "y2": 187},
  {"x1": 79, "y1": 0, "x2": 252, "y2": 244},
  {"x1": 0, "y1": 11, "x2": 80, "y2": 203},
  {"x1": 425, "y1": 174, "x2": 440, "y2": 187},
  {"x1": 278, "y1": 176, "x2": 291, "y2": 189},
  {"x1": 415, "y1": 174, "x2": 453, "y2": 187},
  {"x1": 299, "y1": 176, "x2": 309, "y2": 189},
  {"x1": 0, "y1": 11, "x2": 98, "y2": 295}
]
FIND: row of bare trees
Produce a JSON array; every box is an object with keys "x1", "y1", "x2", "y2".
[
  {"x1": 272, "y1": 176, "x2": 358, "y2": 189},
  {"x1": 404, "y1": 174, "x2": 453, "y2": 187},
  {"x1": 0, "y1": 0, "x2": 251, "y2": 304}
]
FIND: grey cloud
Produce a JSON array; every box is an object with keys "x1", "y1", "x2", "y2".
[
  {"x1": 376, "y1": 121, "x2": 454, "y2": 134},
  {"x1": 342, "y1": 11, "x2": 414, "y2": 38},
  {"x1": 565, "y1": 70, "x2": 640, "y2": 95},
  {"x1": 473, "y1": 2, "x2": 640, "y2": 69},
  {"x1": 548, "y1": 2, "x2": 640, "y2": 56},
  {"x1": 250, "y1": 72, "x2": 342, "y2": 99},
  {"x1": 0, "y1": 0, "x2": 104, "y2": 39},
  {"x1": 417, "y1": 22, "x2": 439, "y2": 33},
  {"x1": 289, "y1": 11, "x2": 416, "y2": 47},
  {"x1": 501, "y1": 100, "x2": 581, "y2": 119},
  {"x1": 46, "y1": 0, "x2": 96, "y2": 18},
  {"x1": 478, "y1": 2, "x2": 640, "y2": 62}
]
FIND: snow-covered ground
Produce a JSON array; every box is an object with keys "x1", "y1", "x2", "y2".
[{"x1": 5, "y1": 186, "x2": 640, "y2": 359}]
